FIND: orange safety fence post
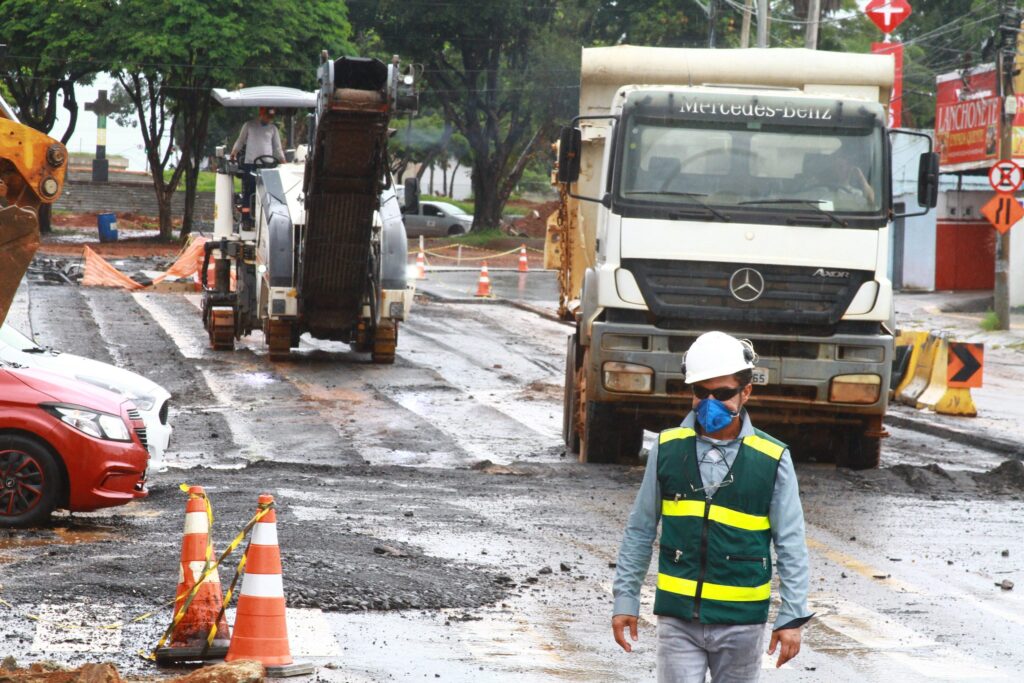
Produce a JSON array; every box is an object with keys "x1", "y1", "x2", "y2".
[
  {"x1": 475, "y1": 261, "x2": 492, "y2": 297},
  {"x1": 226, "y1": 494, "x2": 312, "y2": 677},
  {"x1": 415, "y1": 250, "x2": 427, "y2": 279},
  {"x1": 518, "y1": 244, "x2": 529, "y2": 273},
  {"x1": 154, "y1": 485, "x2": 231, "y2": 663}
]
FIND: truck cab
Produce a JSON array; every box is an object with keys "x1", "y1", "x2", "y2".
[{"x1": 556, "y1": 47, "x2": 938, "y2": 468}]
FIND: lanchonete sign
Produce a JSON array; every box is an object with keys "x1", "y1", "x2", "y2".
[{"x1": 935, "y1": 64, "x2": 1024, "y2": 172}]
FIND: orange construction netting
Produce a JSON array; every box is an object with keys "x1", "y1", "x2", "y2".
[{"x1": 81, "y1": 236, "x2": 209, "y2": 290}]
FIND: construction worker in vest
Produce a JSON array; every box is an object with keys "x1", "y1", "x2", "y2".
[{"x1": 611, "y1": 331, "x2": 812, "y2": 682}]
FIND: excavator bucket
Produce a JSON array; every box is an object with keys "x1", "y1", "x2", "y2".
[{"x1": 0, "y1": 113, "x2": 67, "y2": 326}]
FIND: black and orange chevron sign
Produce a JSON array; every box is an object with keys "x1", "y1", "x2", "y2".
[{"x1": 947, "y1": 342, "x2": 983, "y2": 389}]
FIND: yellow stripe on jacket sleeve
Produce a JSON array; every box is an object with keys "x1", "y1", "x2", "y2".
[
  {"x1": 660, "y1": 427, "x2": 696, "y2": 444},
  {"x1": 743, "y1": 434, "x2": 784, "y2": 460}
]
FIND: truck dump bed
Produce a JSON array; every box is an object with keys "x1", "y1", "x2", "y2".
[{"x1": 300, "y1": 57, "x2": 391, "y2": 340}]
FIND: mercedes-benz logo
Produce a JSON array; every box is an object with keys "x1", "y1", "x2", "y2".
[{"x1": 729, "y1": 267, "x2": 765, "y2": 303}]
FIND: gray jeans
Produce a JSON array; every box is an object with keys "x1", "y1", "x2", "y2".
[{"x1": 656, "y1": 616, "x2": 765, "y2": 683}]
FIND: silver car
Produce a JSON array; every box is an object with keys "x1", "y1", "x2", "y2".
[{"x1": 403, "y1": 200, "x2": 473, "y2": 237}]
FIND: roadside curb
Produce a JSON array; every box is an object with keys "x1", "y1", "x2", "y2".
[
  {"x1": 885, "y1": 409, "x2": 1021, "y2": 457},
  {"x1": 414, "y1": 289, "x2": 565, "y2": 324}
]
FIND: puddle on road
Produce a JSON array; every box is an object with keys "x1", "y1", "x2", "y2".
[
  {"x1": 0, "y1": 526, "x2": 118, "y2": 554},
  {"x1": 238, "y1": 371, "x2": 278, "y2": 387}
]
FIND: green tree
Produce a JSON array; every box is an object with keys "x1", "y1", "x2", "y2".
[
  {"x1": 0, "y1": 0, "x2": 109, "y2": 232},
  {"x1": 371, "y1": 0, "x2": 579, "y2": 229},
  {"x1": 109, "y1": 0, "x2": 352, "y2": 239},
  {"x1": 0, "y1": 0, "x2": 107, "y2": 142}
]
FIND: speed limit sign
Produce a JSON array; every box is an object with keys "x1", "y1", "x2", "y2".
[{"x1": 989, "y1": 160, "x2": 1024, "y2": 194}]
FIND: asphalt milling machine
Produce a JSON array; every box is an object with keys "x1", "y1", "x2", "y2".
[
  {"x1": 202, "y1": 52, "x2": 418, "y2": 362},
  {"x1": 0, "y1": 96, "x2": 67, "y2": 326}
]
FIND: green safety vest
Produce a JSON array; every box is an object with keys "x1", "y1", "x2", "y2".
[{"x1": 653, "y1": 426, "x2": 785, "y2": 625}]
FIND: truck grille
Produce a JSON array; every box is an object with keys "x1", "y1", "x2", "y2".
[
  {"x1": 622, "y1": 259, "x2": 870, "y2": 328},
  {"x1": 127, "y1": 408, "x2": 148, "y2": 450}
]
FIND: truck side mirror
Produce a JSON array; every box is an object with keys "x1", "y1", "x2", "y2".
[
  {"x1": 557, "y1": 127, "x2": 582, "y2": 184},
  {"x1": 404, "y1": 177, "x2": 420, "y2": 214},
  {"x1": 917, "y1": 152, "x2": 939, "y2": 209}
]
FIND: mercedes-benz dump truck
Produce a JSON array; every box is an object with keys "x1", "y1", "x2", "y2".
[
  {"x1": 202, "y1": 52, "x2": 417, "y2": 362},
  {"x1": 551, "y1": 46, "x2": 938, "y2": 468}
]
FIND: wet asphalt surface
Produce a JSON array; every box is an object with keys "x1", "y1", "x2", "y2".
[{"x1": 1, "y1": 272, "x2": 1024, "y2": 681}]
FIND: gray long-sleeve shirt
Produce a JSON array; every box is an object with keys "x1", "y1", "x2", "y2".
[
  {"x1": 612, "y1": 411, "x2": 812, "y2": 631},
  {"x1": 231, "y1": 119, "x2": 285, "y2": 164}
]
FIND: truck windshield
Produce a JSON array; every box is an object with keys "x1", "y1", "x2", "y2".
[{"x1": 618, "y1": 119, "x2": 884, "y2": 220}]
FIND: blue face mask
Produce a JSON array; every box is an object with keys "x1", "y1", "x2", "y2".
[{"x1": 695, "y1": 398, "x2": 738, "y2": 434}]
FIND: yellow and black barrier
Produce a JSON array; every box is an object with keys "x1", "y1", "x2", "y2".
[{"x1": 892, "y1": 331, "x2": 983, "y2": 417}]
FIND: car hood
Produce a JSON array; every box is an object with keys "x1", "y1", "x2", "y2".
[
  {"x1": 7, "y1": 367, "x2": 127, "y2": 415},
  {"x1": 0, "y1": 343, "x2": 169, "y2": 404}
]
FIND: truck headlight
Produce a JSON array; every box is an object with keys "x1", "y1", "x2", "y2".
[
  {"x1": 42, "y1": 404, "x2": 132, "y2": 441},
  {"x1": 829, "y1": 374, "x2": 881, "y2": 404},
  {"x1": 603, "y1": 362, "x2": 653, "y2": 393}
]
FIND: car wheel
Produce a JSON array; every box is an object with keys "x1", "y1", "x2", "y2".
[
  {"x1": 447, "y1": 225, "x2": 464, "y2": 236},
  {"x1": 0, "y1": 434, "x2": 62, "y2": 527}
]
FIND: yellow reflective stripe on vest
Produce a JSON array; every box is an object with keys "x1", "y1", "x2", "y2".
[
  {"x1": 661, "y1": 501, "x2": 769, "y2": 531},
  {"x1": 708, "y1": 505, "x2": 770, "y2": 531},
  {"x1": 657, "y1": 573, "x2": 771, "y2": 602},
  {"x1": 660, "y1": 427, "x2": 696, "y2": 444},
  {"x1": 662, "y1": 499, "x2": 706, "y2": 517},
  {"x1": 743, "y1": 434, "x2": 784, "y2": 460}
]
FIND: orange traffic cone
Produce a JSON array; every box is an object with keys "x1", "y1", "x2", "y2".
[
  {"x1": 155, "y1": 486, "x2": 231, "y2": 664},
  {"x1": 226, "y1": 495, "x2": 311, "y2": 676},
  {"x1": 475, "y1": 261, "x2": 492, "y2": 297},
  {"x1": 518, "y1": 244, "x2": 529, "y2": 273},
  {"x1": 415, "y1": 250, "x2": 427, "y2": 279}
]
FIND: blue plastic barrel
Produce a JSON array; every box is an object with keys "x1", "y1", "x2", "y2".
[{"x1": 97, "y1": 212, "x2": 119, "y2": 242}]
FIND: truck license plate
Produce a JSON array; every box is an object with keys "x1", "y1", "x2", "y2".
[{"x1": 751, "y1": 368, "x2": 770, "y2": 385}]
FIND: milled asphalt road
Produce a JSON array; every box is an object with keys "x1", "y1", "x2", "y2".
[{"x1": 1, "y1": 269, "x2": 1023, "y2": 681}]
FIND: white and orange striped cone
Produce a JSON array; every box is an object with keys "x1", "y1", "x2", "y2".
[
  {"x1": 155, "y1": 485, "x2": 231, "y2": 663},
  {"x1": 518, "y1": 244, "x2": 529, "y2": 273},
  {"x1": 226, "y1": 494, "x2": 312, "y2": 677},
  {"x1": 415, "y1": 250, "x2": 427, "y2": 279},
  {"x1": 475, "y1": 261, "x2": 492, "y2": 297}
]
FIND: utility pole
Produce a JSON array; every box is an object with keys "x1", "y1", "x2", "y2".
[
  {"x1": 805, "y1": 0, "x2": 822, "y2": 50},
  {"x1": 757, "y1": 0, "x2": 769, "y2": 47},
  {"x1": 995, "y1": 0, "x2": 1016, "y2": 330},
  {"x1": 741, "y1": 0, "x2": 753, "y2": 47}
]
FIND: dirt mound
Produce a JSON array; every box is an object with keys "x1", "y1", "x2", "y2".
[
  {"x1": 975, "y1": 459, "x2": 1024, "y2": 490},
  {"x1": 507, "y1": 200, "x2": 558, "y2": 238},
  {"x1": 0, "y1": 660, "x2": 262, "y2": 683},
  {"x1": 889, "y1": 463, "x2": 953, "y2": 492}
]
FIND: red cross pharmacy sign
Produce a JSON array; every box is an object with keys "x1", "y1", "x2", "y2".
[{"x1": 864, "y1": 0, "x2": 912, "y2": 34}]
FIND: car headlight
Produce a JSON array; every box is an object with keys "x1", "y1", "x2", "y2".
[
  {"x1": 76, "y1": 375, "x2": 156, "y2": 411},
  {"x1": 42, "y1": 404, "x2": 132, "y2": 441}
]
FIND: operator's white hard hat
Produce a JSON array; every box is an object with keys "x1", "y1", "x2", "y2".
[{"x1": 682, "y1": 331, "x2": 757, "y2": 384}]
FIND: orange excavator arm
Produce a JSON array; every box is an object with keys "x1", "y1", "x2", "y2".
[{"x1": 0, "y1": 111, "x2": 67, "y2": 326}]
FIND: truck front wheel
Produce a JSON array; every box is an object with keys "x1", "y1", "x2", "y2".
[
  {"x1": 580, "y1": 400, "x2": 643, "y2": 465},
  {"x1": 838, "y1": 429, "x2": 881, "y2": 470}
]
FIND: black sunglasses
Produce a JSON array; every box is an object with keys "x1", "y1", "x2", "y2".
[{"x1": 692, "y1": 384, "x2": 746, "y2": 401}]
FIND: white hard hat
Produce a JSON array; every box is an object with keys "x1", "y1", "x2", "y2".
[{"x1": 682, "y1": 332, "x2": 756, "y2": 384}]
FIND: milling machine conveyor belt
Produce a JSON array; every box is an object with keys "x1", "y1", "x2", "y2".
[{"x1": 300, "y1": 57, "x2": 391, "y2": 341}]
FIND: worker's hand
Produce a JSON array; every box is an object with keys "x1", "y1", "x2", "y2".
[
  {"x1": 612, "y1": 614, "x2": 638, "y2": 653},
  {"x1": 229, "y1": 153, "x2": 237, "y2": 162},
  {"x1": 768, "y1": 627, "x2": 801, "y2": 668}
]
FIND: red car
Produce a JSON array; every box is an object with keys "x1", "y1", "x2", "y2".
[{"x1": 0, "y1": 366, "x2": 149, "y2": 526}]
